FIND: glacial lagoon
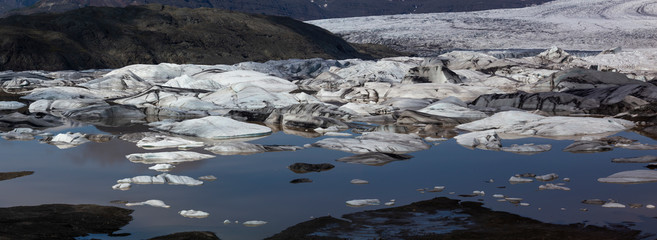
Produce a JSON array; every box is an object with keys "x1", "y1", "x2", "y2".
[{"x1": 2, "y1": 121, "x2": 657, "y2": 239}]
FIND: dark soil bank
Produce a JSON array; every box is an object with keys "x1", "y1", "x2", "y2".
[
  {"x1": 0, "y1": 204, "x2": 133, "y2": 240},
  {"x1": 267, "y1": 197, "x2": 643, "y2": 240},
  {"x1": 0, "y1": 4, "x2": 375, "y2": 71}
]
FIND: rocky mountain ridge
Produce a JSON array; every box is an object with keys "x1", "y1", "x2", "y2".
[
  {"x1": 0, "y1": 4, "x2": 375, "y2": 71},
  {"x1": 1, "y1": 0, "x2": 554, "y2": 20}
]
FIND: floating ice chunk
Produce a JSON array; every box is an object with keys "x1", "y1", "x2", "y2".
[
  {"x1": 473, "y1": 190, "x2": 485, "y2": 196},
  {"x1": 427, "y1": 186, "x2": 445, "y2": 192},
  {"x1": 350, "y1": 179, "x2": 369, "y2": 184},
  {"x1": 49, "y1": 132, "x2": 90, "y2": 149},
  {"x1": 149, "y1": 164, "x2": 175, "y2": 172},
  {"x1": 509, "y1": 176, "x2": 534, "y2": 183},
  {"x1": 204, "y1": 142, "x2": 266, "y2": 155},
  {"x1": 136, "y1": 136, "x2": 205, "y2": 150},
  {"x1": 150, "y1": 116, "x2": 272, "y2": 139},
  {"x1": 152, "y1": 174, "x2": 166, "y2": 184},
  {"x1": 313, "y1": 132, "x2": 430, "y2": 154},
  {"x1": 538, "y1": 183, "x2": 570, "y2": 191},
  {"x1": 199, "y1": 175, "x2": 217, "y2": 181},
  {"x1": 597, "y1": 170, "x2": 657, "y2": 184},
  {"x1": 1, "y1": 128, "x2": 40, "y2": 141},
  {"x1": 457, "y1": 111, "x2": 634, "y2": 139},
  {"x1": 520, "y1": 203, "x2": 530, "y2": 207},
  {"x1": 223, "y1": 220, "x2": 232, "y2": 224},
  {"x1": 114, "y1": 173, "x2": 202, "y2": 187},
  {"x1": 131, "y1": 176, "x2": 154, "y2": 184},
  {"x1": 164, "y1": 174, "x2": 204, "y2": 186},
  {"x1": 112, "y1": 183, "x2": 131, "y2": 190},
  {"x1": 179, "y1": 210, "x2": 209, "y2": 218},
  {"x1": 493, "y1": 194, "x2": 505, "y2": 198},
  {"x1": 117, "y1": 178, "x2": 132, "y2": 183},
  {"x1": 346, "y1": 199, "x2": 380, "y2": 207},
  {"x1": 647, "y1": 205, "x2": 656, "y2": 209},
  {"x1": 0, "y1": 101, "x2": 26, "y2": 110},
  {"x1": 535, "y1": 173, "x2": 559, "y2": 181},
  {"x1": 243, "y1": 220, "x2": 268, "y2": 227},
  {"x1": 504, "y1": 198, "x2": 523, "y2": 204},
  {"x1": 126, "y1": 151, "x2": 214, "y2": 164},
  {"x1": 324, "y1": 132, "x2": 352, "y2": 137},
  {"x1": 611, "y1": 155, "x2": 657, "y2": 163},
  {"x1": 602, "y1": 203, "x2": 626, "y2": 208},
  {"x1": 501, "y1": 144, "x2": 551, "y2": 154},
  {"x1": 454, "y1": 130, "x2": 501, "y2": 150},
  {"x1": 126, "y1": 199, "x2": 170, "y2": 208}
]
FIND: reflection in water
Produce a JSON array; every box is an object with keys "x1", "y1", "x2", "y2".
[{"x1": 1, "y1": 122, "x2": 657, "y2": 239}]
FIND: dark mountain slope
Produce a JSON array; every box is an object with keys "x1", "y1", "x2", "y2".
[
  {"x1": 3, "y1": 0, "x2": 555, "y2": 20},
  {"x1": 0, "y1": 4, "x2": 371, "y2": 71}
]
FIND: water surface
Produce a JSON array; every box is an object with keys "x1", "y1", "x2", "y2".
[{"x1": 1, "y1": 123, "x2": 656, "y2": 239}]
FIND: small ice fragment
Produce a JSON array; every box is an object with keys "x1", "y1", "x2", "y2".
[
  {"x1": 535, "y1": 173, "x2": 558, "y2": 181},
  {"x1": 427, "y1": 186, "x2": 445, "y2": 192},
  {"x1": 117, "y1": 178, "x2": 132, "y2": 183},
  {"x1": 350, "y1": 179, "x2": 369, "y2": 184},
  {"x1": 473, "y1": 190, "x2": 485, "y2": 196},
  {"x1": 563, "y1": 178, "x2": 571, "y2": 182},
  {"x1": 126, "y1": 199, "x2": 170, "y2": 208},
  {"x1": 493, "y1": 194, "x2": 504, "y2": 198},
  {"x1": 538, "y1": 183, "x2": 570, "y2": 191},
  {"x1": 223, "y1": 220, "x2": 231, "y2": 224},
  {"x1": 112, "y1": 183, "x2": 131, "y2": 190},
  {"x1": 346, "y1": 199, "x2": 380, "y2": 207},
  {"x1": 560, "y1": 208, "x2": 566, "y2": 211},
  {"x1": 505, "y1": 197, "x2": 523, "y2": 204},
  {"x1": 243, "y1": 220, "x2": 267, "y2": 227},
  {"x1": 647, "y1": 205, "x2": 656, "y2": 209},
  {"x1": 149, "y1": 164, "x2": 175, "y2": 172},
  {"x1": 602, "y1": 203, "x2": 626, "y2": 208},
  {"x1": 179, "y1": 210, "x2": 209, "y2": 218},
  {"x1": 199, "y1": 175, "x2": 217, "y2": 181},
  {"x1": 520, "y1": 203, "x2": 530, "y2": 207},
  {"x1": 385, "y1": 201, "x2": 395, "y2": 206},
  {"x1": 509, "y1": 176, "x2": 533, "y2": 183}
]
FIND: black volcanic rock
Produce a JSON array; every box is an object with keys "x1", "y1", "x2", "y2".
[
  {"x1": 0, "y1": 4, "x2": 370, "y2": 71},
  {"x1": 267, "y1": 197, "x2": 641, "y2": 240},
  {"x1": 2, "y1": 0, "x2": 555, "y2": 20}
]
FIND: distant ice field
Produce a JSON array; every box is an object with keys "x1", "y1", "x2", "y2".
[{"x1": 308, "y1": 0, "x2": 657, "y2": 54}]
